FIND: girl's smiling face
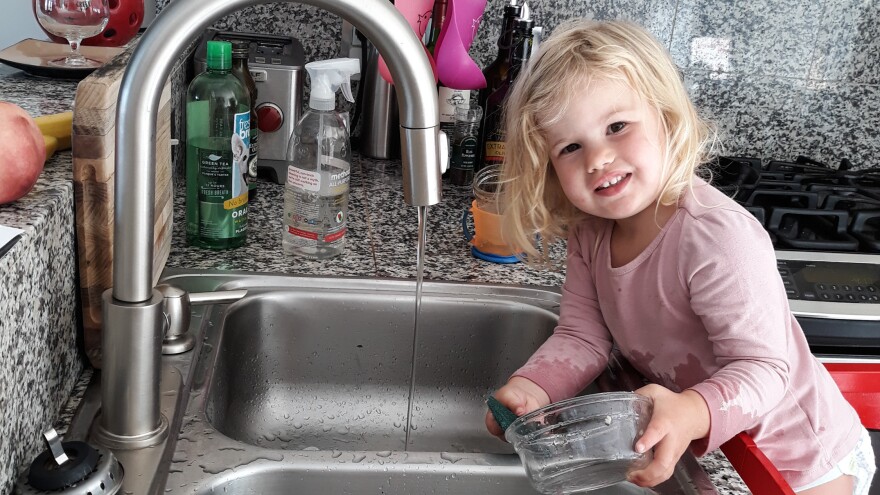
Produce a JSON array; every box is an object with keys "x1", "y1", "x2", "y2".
[{"x1": 544, "y1": 77, "x2": 668, "y2": 229}]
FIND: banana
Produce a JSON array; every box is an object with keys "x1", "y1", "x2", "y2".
[
  {"x1": 43, "y1": 134, "x2": 59, "y2": 161},
  {"x1": 34, "y1": 111, "x2": 73, "y2": 151}
]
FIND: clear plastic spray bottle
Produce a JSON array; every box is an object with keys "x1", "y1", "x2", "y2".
[{"x1": 282, "y1": 58, "x2": 360, "y2": 259}]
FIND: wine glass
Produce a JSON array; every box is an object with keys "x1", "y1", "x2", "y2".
[{"x1": 34, "y1": 0, "x2": 110, "y2": 68}]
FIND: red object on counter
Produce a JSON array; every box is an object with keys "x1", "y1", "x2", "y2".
[
  {"x1": 720, "y1": 361, "x2": 880, "y2": 494},
  {"x1": 35, "y1": 0, "x2": 143, "y2": 47}
]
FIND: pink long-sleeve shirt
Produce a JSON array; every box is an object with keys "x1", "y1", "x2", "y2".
[{"x1": 514, "y1": 179, "x2": 862, "y2": 488}]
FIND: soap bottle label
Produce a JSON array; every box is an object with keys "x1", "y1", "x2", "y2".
[
  {"x1": 284, "y1": 155, "x2": 350, "y2": 251},
  {"x1": 287, "y1": 166, "x2": 320, "y2": 192}
]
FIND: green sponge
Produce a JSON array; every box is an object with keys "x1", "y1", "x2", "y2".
[{"x1": 486, "y1": 395, "x2": 519, "y2": 432}]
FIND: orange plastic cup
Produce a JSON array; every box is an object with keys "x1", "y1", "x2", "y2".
[{"x1": 462, "y1": 200, "x2": 522, "y2": 263}]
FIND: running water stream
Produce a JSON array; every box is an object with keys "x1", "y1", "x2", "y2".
[{"x1": 404, "y1": 205, "x2": 428, "y2": 449}]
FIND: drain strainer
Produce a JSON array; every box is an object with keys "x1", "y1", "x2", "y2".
[{"x1": 17, "y1": 428, "x2": 124, "y2": 495}]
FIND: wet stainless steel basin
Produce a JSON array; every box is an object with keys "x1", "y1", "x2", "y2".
[{"x1": 154, "y1": 270, "x2": 717, "y2": 494}]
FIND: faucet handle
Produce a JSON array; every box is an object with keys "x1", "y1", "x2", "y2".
[{"x1": 438, "y1": 130, "x2": 449, "y2": 174}]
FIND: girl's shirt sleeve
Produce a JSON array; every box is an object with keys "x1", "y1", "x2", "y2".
[
  {"x1": 512, "y1": 222, "x2": 614, "y2": 403},
  {"x1": 682, "y1": 208, "x2": 792, "y2": 455}
]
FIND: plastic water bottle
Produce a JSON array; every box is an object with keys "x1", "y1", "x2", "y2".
[{"x1": 185, "y1": 40, "x2": 250, "y2": 250}]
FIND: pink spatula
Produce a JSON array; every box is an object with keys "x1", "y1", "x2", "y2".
[
  {"x1": 378, "y1": 0, "x2": 438, "y2": 85},
  {"x1": 433, "y1": 0, "x2": 487, "y2": 90}
]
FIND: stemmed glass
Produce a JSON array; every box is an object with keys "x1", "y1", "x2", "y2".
[{"x1": 34, "y1": 0, "x2": 110, "y2": 68}]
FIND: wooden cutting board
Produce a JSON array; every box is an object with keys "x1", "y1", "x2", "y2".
[{"x1": 73, "y1": 46, "x2": 173, "y2": 368}]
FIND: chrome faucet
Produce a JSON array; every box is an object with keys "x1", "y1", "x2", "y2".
[{"x1": 96, "y1": 0, "x2": 443, "y2": 448}]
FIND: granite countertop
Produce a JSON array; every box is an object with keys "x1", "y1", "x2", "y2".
[
  {"x1": 0, "y1": 66, "x2": 78, "y2": 232},
  {"x1": 0, "y1": 66, "x2": 83, "y2": 495},
  {"x1": 0, "y1": 64, "x2": 749, "y2": 494},
  {"x1": 166, "y1": 157, "x2": 569, "y2": 283}
]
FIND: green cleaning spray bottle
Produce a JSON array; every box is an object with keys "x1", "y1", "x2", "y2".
[
  {"x1": 185, "y1": 40, "x2": 251, "y2": 249},
  {"x1": 283, "y1": 58, "x2": 360, "y2": 259}
]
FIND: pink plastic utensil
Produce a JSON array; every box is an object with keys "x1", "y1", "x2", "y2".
[
  {"x1": 433, "y1": 0, "x2": 487, "y2": 90},
  {"x1": 378, "y1": 0, "x2": 438, "y2": 84}
]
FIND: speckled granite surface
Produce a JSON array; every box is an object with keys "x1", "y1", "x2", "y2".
[
  {"x1": 0, "y1": 67, "x2": 84, "y2": 495},
  {"x1": 167, "y1": 157, "x2": 569, "y2": 283}
]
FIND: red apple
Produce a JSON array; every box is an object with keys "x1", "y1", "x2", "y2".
[{"x1": 0, "y1": 102, "x2": 46, "y2": 204}]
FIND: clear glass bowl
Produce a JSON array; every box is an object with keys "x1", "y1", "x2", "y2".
[{"x1": 504, "y1": 392, "x2": 654, "y2": 494}]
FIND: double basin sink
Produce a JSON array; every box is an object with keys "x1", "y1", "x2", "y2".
[{"x1": 124, "y1": 269, "x2": 718, "y2": 494}]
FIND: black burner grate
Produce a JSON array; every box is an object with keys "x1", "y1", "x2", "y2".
[{"x1": 712, "y1": 156, "x2": 880, "y2": 253}]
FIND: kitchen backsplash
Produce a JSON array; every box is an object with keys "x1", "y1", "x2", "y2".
[{"x1": 158, "y1": 0, "x2": 880, "y2": 170}]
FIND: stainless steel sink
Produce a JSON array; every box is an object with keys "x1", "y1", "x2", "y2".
[
  {"x1": 127, "y1": 270, "x2": 718, "y2": 494},
  {"x1": 204, "y1": 283, "x2": 557, "y2": 454}
]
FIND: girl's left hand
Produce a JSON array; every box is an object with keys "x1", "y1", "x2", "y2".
[{"x1": 626, "y1": 384, "x2": 711, "y2": 487}]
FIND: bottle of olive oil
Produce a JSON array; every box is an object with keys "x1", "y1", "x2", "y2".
[
  {"x1": 480, "y1": 17, "x2": 534, "y2": 173},
  {"x1": 475, "y1": 0, "x2": 522, "y2": 168},
  {"x1": 186, "y1": 40, "x2": 251, "y2": 249}
]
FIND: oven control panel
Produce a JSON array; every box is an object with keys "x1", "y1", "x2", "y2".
[
  {"x1": 777, "y1": 260, "x2": 879, "y2": 303},
  {"x1": 775, "y1": 251, "x2": 880, "y2": 354}
]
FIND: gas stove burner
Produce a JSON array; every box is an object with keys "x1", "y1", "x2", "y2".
[{"x1": 712, "y1": 155, "x2": 880, "y2": 253}]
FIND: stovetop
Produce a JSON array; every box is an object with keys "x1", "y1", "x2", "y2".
[
  {"x1": 713, "y1": 155, "x2": 880, "y2": 253},
  {"x1": 712, "y1": 156, "x2": 880, "y2": 356}
]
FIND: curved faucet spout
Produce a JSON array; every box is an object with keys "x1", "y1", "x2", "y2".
[
  {"x1": 115, "y1": 0, "x2": 440, "y2": 303},
  {"x1": 100, "y1": 0, "x2": 441, "y2": 446}
]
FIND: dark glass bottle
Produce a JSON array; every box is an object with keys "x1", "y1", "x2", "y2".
[
  {"x1": 425, "y1": 0, "x2": 447, "y2": 55},
  {"x1": 480, "y1": 18, "x2": 534, "y2": 173},
  {"x1": 230, "y1": 40, "x2": 259, "y2": 201},
  {"x1": 476, "y1": 2, "x2": 522, "y2": 167}
]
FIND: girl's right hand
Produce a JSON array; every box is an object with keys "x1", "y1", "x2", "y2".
[{"x1": 485, "y1": 376, "x2": 552, "y2": 439}]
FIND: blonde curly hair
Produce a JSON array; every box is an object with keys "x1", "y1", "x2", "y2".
[{"x1": 498, "y1": 19, "x2": 715, "y2": 261}]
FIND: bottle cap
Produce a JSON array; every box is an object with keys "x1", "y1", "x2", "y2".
[
  {"x1": 230, "y1": 39, "x2": 251, "y2": 58},
  {"x1": 503, "y1": 0, "x2": 522, "y2": 19},
  {"x1": 514, "y1": 17, "x2": 535, "y2": 32},
  {"x1": 305, "y1": 58, "x2": 361, "y2": 111},
  {"x1": 206, "y1": 40, "x2": 232, "y2": 70}
]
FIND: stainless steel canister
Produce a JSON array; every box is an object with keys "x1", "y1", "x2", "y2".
[{"x1": 357, "y1": 39, "x2": 400, "y2": 159}]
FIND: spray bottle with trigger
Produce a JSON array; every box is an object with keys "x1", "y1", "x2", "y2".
[{"x1": 283, "y1": 58, "x2": 360, "y2": 259}]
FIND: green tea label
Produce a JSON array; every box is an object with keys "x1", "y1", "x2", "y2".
[{"x1": 192, "y1": 110, "x2": 250, "y2": 241}]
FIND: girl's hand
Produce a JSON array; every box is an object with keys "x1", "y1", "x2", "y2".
[
  {"x1": 626, "y1": 384, "x2": 710, "y2": 487},
  {"x1": 485, "y1": 376, "x2": 551, "y2": 439}
]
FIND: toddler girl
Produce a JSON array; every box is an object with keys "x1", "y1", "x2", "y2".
[{"x1": 485, "y1": 19, "x2": 876, "y2": 494}]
